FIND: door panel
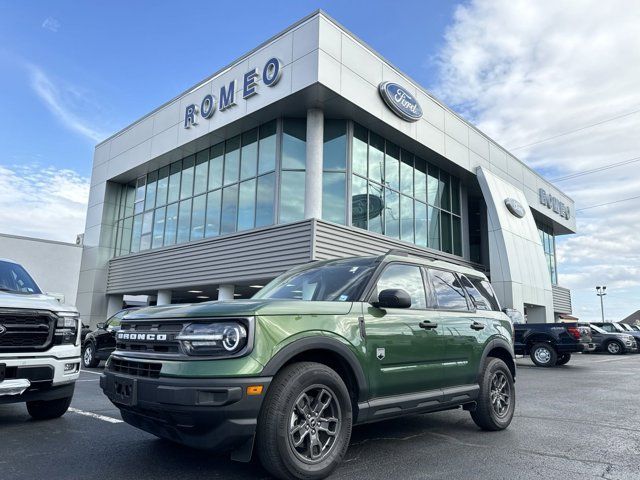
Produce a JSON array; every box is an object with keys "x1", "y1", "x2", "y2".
[
  {"x1": 363, "y1": 263, "x2": 445, "y2": 398},
  {"x1": 438, "y1": 311, "x2": 487, "y2": 388},
  {"x1": 364, "y1": 305, "x2": 444, "y2": 398}
]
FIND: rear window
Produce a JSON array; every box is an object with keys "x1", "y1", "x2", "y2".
[
  {"x1": 428, "y1": 269, "x2": 469, "y2": 310},
  {"x1": 461, "y1": 275, "x2": 501, "y2": 311}
]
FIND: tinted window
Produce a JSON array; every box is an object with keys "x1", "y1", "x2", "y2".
[
  {"x1": 255, "y1": 258, "x2": 376, "y2": 302},
  {"x1": 465, "y1": 276, "x2": 501, "y2": 311},
  {"x1": 0, "y1": 261, "x2": 41, "y2": 294},
  {"x1": 459, "y1": 275, "x2": 491, "y2": 311},
  {"x1": 429, "y1": 269, "x2": 468, "y2": 310},
  {"x1": 374, "y1": 264, "x2": 427, "y2": 309}
]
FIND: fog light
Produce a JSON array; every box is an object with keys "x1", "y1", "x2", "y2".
[
  {"x1": 247, "y1": 385, "x2": 263, "y2": 396},
  {"x1": 64, "y1": 362, "x2": 79, "y2": 373}
]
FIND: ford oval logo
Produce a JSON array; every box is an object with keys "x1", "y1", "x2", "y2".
[
  {"x1": 378, "y1": 82, "x2": 423, "y2": 122},
  {"x1": 505, "y1": 198, "x2": 526, "y2": 218},
  {"x1": 0, "y1": 325, "x2": 6, "y2": 336}
]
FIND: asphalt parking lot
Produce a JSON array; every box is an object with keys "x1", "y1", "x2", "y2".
[{"x1": 1, "y1": 354, "x2": 639, "y2": 480}]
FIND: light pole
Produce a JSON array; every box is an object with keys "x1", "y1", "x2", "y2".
[{"x1": 596, "y1": 286, "x2": 607, "y2": 322}]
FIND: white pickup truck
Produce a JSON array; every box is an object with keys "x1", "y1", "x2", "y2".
[{"x1": 0, "y1": 258, "x2": 80, "y2": 418}]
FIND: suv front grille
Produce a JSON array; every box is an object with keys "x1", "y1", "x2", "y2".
[
  {"x1": 116, "y1": 322, "x2": 183, "y2": 354},
  {"x1": 0, "y1": 310, "x2": 56, "y2": 352},
  {"x1": 109, "y1": 358, "x2": 161, "y2": 378}
]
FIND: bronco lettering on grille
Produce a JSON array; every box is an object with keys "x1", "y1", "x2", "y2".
[{"x1": 117, "y1": 332, "x2": 168, "y2": 341}]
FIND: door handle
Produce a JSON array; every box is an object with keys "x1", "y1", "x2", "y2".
[
  {"x1": 419, "y1": 321, "x2": 438, "y2": 330},
  {"x1": 470, "y1": 322, "x2": 485, "y2": 331}
]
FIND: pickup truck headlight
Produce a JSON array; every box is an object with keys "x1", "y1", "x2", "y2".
[
  {"x1": 54, "y1": 315, "x2": 79, "y2": 346},
  {"x1": 176, "y1": 322, "x2": 248, "y2": 356}
]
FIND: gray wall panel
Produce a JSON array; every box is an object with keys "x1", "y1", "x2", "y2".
[
  {"x1": 107, "y1": 221, "x2": 313, "y2": 293},
  {"x1": 552, "y1": 285, "x2": 572, "y2": 314}
]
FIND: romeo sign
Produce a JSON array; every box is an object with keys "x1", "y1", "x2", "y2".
[
  {"x1": 184, "y1": 57, "x2": 282, "y2": 129},
  {"x1": 378, "y1": 81, "x2": 423, "y2": 122}
]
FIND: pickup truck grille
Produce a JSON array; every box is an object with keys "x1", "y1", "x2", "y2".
[
  {"x1": 115, "y1": 322, "x2": 184, "y2": 354},
  {"x1": 0, "y1": 310, "x2": 56, "y2": 352}
]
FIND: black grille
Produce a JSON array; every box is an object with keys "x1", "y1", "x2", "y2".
[
  {"x1": 116, "y1": 322, "x2": 183, "y2": 354},
  {"x1": 109, "y1": 358, "x2": 161, "y2": 378},
  {"x1": 0, "y1": 310, "x2": 55, "y2": 352}
]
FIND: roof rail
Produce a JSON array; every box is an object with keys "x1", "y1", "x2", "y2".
[
  {"x1": 384, "y1": 248, "x2": 438, "y2": 261},
  {"x1": 382, "y1": 248, "x2": 488, "y2": 273}
]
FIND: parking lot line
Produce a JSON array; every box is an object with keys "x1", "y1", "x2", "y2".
[
  {"x1": 68, "y1": 407, "x2": 123, "y2": 424},
  {"x1": 79, "y1": 369, "x2": 103, "y2": 376}
]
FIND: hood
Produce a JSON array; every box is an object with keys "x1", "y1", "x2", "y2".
[
  {"x1": 123, "y1": 298, "x2": 354, "y2": 320},
  {"x1": 0, "y1": 291, "x2": 78, "y2": 314}
]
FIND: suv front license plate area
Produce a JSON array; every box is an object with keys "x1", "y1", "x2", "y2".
[{"x1": 112, "y1": 376, "x2": 137, "y2": 406}]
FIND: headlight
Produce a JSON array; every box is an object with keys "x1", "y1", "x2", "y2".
[
  {"x1": 176, "y1": 322, "x2": 248, "y2": 356},
  {"x1": 55, "y1": 315, "x2": 79, "y2": 346}
]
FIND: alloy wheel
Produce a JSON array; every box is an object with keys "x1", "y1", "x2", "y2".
[
  {"x1": 608, "y1": 342, "x2": 621, "y2": 354},
  {"x1": 83, "y1": 346, "x2": 93, "y2": 365},
  {"x1": 288, "y1": 385, "x2": 342, "y2": 464},
  {"x1": 489, "y1": 371, "x2": 511, "y2": 418}
]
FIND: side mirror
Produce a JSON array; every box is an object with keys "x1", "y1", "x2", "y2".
[
  {"x1": 374, "y1": 289, "x2": 412, "y2": 309},
  {"x1": 96, "y1": 322, "x2": 106, "y2": 330}
]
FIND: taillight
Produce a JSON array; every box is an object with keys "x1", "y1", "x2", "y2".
[{"x1": 567, "y1": 326, "x2": 581, "y2": 340}]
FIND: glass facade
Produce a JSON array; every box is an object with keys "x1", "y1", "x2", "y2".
[
  {"x1": 113, "y1": 118, "x2": 464, "y2": 259},
  {"x1": 114, "y1": 120, "x2": 278, "y2": 256},
  {"x1": 350, "y1": 123, "x2": 463, "y2": 256},
  {"x1": 537, "y1": 222, "x2": 557, "y2": 284}
]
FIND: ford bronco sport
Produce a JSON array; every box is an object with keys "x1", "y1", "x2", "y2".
[
  {"x1": 0, "y1": 259, "x2": 81, "y2": 419},
  {"x1": 100, "y1": 250, "x2": 516, "y2": 479}
]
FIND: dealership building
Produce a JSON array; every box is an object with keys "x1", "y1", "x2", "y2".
[{"x1": 77, "y1": 10, "x2": 576, "y2": 326}]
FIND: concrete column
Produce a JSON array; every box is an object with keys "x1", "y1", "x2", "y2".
[
  {"x1": 218, "y1": 284, "x2": 235, "y2": 301},
  {"x1": 304, "y1": 108, "x2": 324, "y2": 219},
  {"x1": 106, "y1": 294, "x2": 124, "y2": 321},
  {"x1": 157, "y1": 289, "x2": 172, "y2": 306}
]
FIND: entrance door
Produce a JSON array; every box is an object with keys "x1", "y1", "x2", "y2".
[{"x1": 363, "y1": 263, "x2": 445, "y2": 398}]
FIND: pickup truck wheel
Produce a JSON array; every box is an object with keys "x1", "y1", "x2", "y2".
[
  {"x1": 529, "y1": 343, "x2": 557, "y2": 367},
  {"x1": 555, "y1": 353, "x2": 571, "y2": 366},
  {"x1": 26, "y1": 395, "x2": 73, "y2": 420},
  {"x1": 470, "y1": 357, "x2": 515, "y2": 431},
  {"x1": 606, "y1": 341, "x2": 623, "y2": 355},
  {"x1": 257, "y1": 361, "x2": 353, "y2": 480},
  {"x1": 82, "y1": 343, "x2": 100, "y2": 368}
]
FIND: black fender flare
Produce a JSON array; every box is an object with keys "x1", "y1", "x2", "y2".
[
  {"x1": 260, "y1": 336, "x2": 369, "y2": 400},
  {"x1": 478, "y1": 337, "x2": 516, "y2": 381}
]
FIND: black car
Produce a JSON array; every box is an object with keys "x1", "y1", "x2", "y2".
[
  {"x1": 588, "y1": 324, "x2": 638, "y2": 355},
  {"x1": 82, "y1": 308, "x2": 139, "y2": 368}
]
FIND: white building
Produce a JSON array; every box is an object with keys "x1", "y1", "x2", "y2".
[{"x1": 77, "y1": 10, "x2": 575, "y2": 326}]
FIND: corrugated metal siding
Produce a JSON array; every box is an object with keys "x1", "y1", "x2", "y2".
[
  {"x1": 106, "y1": 221, "x2": 313, "y2": 293},
  {"x1": 552, "y1": 285, "x2": 572, "y2": 314},
  {"x1": 313, "y1": 220, "x2": 485, "y2": 271}
]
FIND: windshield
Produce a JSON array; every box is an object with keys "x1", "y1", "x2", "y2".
[
  {"x1": 254, "y1": 257, "x2": 377, "y2": 301},
  {"x1": 0, "y1": 261, "x2": 41, "y2": 294}
]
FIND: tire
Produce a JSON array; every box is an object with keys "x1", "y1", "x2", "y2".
[
  {"x1": 470, "y1": 358, "x2": 515, "y2": 431},
  {"x1": 605, "y1": 341, "x2": 624, "y2": 355},
  {"x1": 555, "y1": 353, "x2": 571, "y2": 366},
  {"x1": 82, "y1": 343, "x2": 100, "y2": 368},
  {"x1": 27, "y1": 395, "x2": 73, "y2": 420},
  {"x1": 257, "y1": 361, "x2": 353, "y2": 480},
  {"x1": 529, "y1": 343, "x2": 557, "y2": 367}
]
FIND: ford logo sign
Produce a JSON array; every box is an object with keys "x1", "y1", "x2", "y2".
[
  {"x1": 505, "y1": 198, "x2": 526, "y2": 218},
  {"x1": 378, "y1": 82, "x2": 423, "y2": 122}
]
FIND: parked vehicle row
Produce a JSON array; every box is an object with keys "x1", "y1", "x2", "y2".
[
  {"x1": 586, "y1": 323, "x2": 638, "y2": 355},
  {"x1": 513, "y1": 321, "x2": 594, "y2": 367}
]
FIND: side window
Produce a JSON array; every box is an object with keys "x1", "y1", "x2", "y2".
[
  {"x1": 602, "y1": 324, "x2": 615, "y2": 333},
  {"x1": 459, "y1": 275, "x2": 491, "y2": 311},
  {"x1": 373, "y1": 264, "x2": 427, "y2": 309},
  {"x1": 428, "y1": 269, "x2": 469, "y2": 310},
  {"x1": 464, "y1": 276, "x2": 501, "y2": 311}
]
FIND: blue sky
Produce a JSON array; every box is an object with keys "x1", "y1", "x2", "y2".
[
  {"x1": 0, "y1": 0, "x2": 456, "y2": 177},
  {"x1": 0, "y1": 0, "x2": 638, "y2": 321}
]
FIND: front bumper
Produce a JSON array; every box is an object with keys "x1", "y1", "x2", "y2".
[{"x1": 100, "y1": 369, "x2": 272, "y2": 453}]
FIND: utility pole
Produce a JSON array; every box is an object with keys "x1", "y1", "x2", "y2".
[{"x1": 596, "y1": 286, "x2": 607, "y2": 321}]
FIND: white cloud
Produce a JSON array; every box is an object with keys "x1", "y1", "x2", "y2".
[
  {"x1": 28, "y1": 64, "x2": 107, "y2": 142},
  {"x1": 0, "y1": 164, "x2": 89, "y2": 243},
  {"x1": 41, "y1": 17, "x2": 61, "y2": 33},
  {"x1": 434, "y1": 0, "x2": 640, "y2": 321}
]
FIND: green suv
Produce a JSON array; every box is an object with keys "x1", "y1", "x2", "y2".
[{"x1": 100, "y1": 250, "x2": 516, "y2": 479}]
